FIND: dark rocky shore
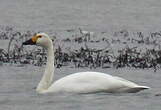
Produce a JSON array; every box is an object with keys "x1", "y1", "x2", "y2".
[{"x1": 0, "y1": 26, "x2": 161, "y2": 71}]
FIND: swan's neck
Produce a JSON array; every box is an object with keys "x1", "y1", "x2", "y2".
[{"x1": 36, "y1": 44, "x2": 55, "y2": 93}]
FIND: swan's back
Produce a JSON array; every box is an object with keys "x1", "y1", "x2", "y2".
[{"x1": 45, "y1": 72, "x2": 148, "y2": 93}]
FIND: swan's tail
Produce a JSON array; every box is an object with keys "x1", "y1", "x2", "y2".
[{"x1": 128, "y1": 86, "x2": 150, "y2": 93}]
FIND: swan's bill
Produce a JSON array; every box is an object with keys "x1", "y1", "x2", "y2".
[
  {"x1": 22, "y1": 34, "x2": 42, "y2": 45},
  {"x1": 22, "y1": 38, "x2": 36, "y2": 45}
]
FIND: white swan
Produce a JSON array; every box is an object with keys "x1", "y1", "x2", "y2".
[{"x1": 22, "y1": 33, "x2": 149, "y2": 94}]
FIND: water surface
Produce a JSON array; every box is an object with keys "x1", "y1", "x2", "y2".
[{"x1": 0, "y1": 65, "x2": 160, "y2": 110}]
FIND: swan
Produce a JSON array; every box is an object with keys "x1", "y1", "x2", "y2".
[{"x1": 22, "y1": 33, "x2": 149, "y2": 94}]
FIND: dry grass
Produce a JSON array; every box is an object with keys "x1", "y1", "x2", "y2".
[{"x1": 0, "y1": 26, "x2": 161, "y2": 71}]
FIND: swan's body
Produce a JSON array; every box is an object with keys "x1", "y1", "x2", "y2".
[
  {"x1": 44, "y1": 72, "x2": 149, "y2": 93},
  {"x1": 23, "y1": 33, "x2": 149, "y2": 94}
]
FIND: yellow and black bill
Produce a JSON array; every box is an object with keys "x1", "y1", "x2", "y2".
[{"x1": 22, "y1": 38, "x2": 36, "y2": 45}]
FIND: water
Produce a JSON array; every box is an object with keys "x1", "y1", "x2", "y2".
[
  {"x1": 0, "y1": 0, "x2": 161, "y2": 32},
  {"x1": 0, "y1": 65, "x2": 161, "y2": 110},
  {"x1": 0, "y1": 0, "x2": 161, "y2": 110}
]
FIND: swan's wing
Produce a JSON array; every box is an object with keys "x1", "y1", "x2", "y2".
[
  {"x1": 113, "y1": 76, "x2": 149, "y2": 87},
  {"x1": 46, "y1": 72, "x2": 149, "y2": 93},
  {"x1": 113, "y1": 76, "x2": 138, "y2": 86},
  {"x1": 47, "y1": 72, "x2": 115, "y2": 93}
]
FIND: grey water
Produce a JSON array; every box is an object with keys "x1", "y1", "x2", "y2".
[
  {"x1": 0, "y1": 0, "x2": 161, "y2": 33},
  {"x1": 0, "y1": 65, "x2": 161, "y2": 110},
  {"x1": 0, "y1": 0, "x2": 161, "y2": 110}
]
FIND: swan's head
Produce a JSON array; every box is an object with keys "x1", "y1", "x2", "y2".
[{"x1": 23, "y1": 33, "x2": 53, "y2": 48}]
